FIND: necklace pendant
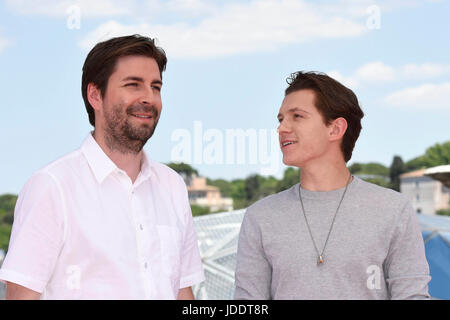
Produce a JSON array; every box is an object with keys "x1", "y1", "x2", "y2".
[{"x1": 318, "y1": 255, "x2": 324, "y2": 265}]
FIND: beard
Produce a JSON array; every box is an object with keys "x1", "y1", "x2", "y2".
[{"x1": 103, "y1": 102, "x2": 159, "y2": 154}]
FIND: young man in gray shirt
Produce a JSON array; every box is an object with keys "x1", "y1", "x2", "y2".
[{"x1": 234, "y1": 71, "x2": 430, "y2": 300}]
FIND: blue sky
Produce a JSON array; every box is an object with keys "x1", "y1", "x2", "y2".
[{"x1": 0, "y1": 0, "x2": 449, "y2": 194}]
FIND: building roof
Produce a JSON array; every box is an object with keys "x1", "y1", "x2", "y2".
[
  {"x1": 187, "y1": 176, "x2": 220, "y2": 192},
  {"x1": 400, "y1": 168, "x2": 427, "y2": 178},
  {"x1": 424, "y1": 165, "x2": 450, "y2": 188},
  {"x1": 187, "y1": 185, "x2": 220, "y2": 192}
]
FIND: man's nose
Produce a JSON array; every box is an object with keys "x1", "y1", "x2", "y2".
[
  {"x1": 277, "y1": 120, "x2": 291, "y2": 134},
  {"x1": 139, "y1": 87, "x2": 157, "y2": 105}
]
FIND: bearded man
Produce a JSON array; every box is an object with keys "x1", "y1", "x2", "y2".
[{"x1": 0, "y1": 35, "x2": 205, "y2": 300}]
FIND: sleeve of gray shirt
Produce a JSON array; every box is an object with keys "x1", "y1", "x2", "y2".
[
  {"x1": 234, "y1": 208, "x2": 272, "y2": 299},
  {"x1": 384, "y1": 200, "x2": 431, "y2": 300}
]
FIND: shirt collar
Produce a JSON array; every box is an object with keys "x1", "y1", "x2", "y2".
[
  {"x1": 81, "y1": 132, "x2": 153, "y2": 184},
  {"x1": 138, "y1": 151, "x2": 153, "y2": 183}
]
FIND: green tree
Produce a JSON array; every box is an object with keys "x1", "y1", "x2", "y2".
[
  {"x1": 348, "y1": 163, "x2": 362, "y2": 174},
  {"x1": 348, "y1": 162, "x2": 389, "y2": 176},
  {"x1": 363, "y1": 163, "x2": 389, "y2": 176},
  {"x1": 276, "y1": 167, "x2": 300, "y2": 192},
  {"x1": 405, "y1": 141, "x2": 450, "y2": 171},
  {"x1": 436, "y1": 209, "x2": 450, "y2": 216},
  {"x1": 389, "y1": 155, "x2": 405, "y2": 191},
  {"x1": 0, "y1": 194, "x2": 17, "y2": 252},
  {"x1": 230, "y1": 179, "x2": 247, "y2": 209},
  {"x1": 424, "y1": 141, "x2": 450, "y2": 166},
  {"x1": 244, "y1": 175, "x2": 260, "y2": 202},
  {"x1": 259, "y1": 176, "x2": 278, "y2": 198},
  {"x1": 190, "y1": 204, "x2": 210, "y2": 217},
  {"x1": 166, "y1": 162, "x2": 199, "y2": 176},
  {"x1": 206, "y1": 179, "x2": 233, "y2": 197},
  {"x1": 0, "y1": 224, "x2": 12, "y2": 253}
]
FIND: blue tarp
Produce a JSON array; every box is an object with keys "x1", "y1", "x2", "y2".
[{"x1": 418, "y1": 214, "x2": 450, "y2": 300}]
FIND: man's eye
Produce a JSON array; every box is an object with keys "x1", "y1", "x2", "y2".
[
  {"x1": 294, "y1": 114, "x2": 303, "y2": 118},
  {"x1": 125, "y1": 83, "x2": 138, "y2": 87},
  {"x1": 152, "y1": 86, "x2": 161, "y2": 91}
]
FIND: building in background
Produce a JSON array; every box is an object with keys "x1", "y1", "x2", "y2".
[
  {"x1": 187, "y1": 175, "x2": 233, "y2": 212},
  {"x1": 400, "y1": 168, "x2": 450, "y2": 215}
]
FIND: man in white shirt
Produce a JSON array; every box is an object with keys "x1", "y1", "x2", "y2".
[{"x1": 0, "y1": 34, "x2": 205, "y2": 299}]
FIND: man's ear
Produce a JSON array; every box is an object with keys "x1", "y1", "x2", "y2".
[
  {"x1": 329, "y1": 117, "x2": 348, "y2": 141},
  {"x1": 87, "y1": 83, "x2": 103, "y2": 111}
]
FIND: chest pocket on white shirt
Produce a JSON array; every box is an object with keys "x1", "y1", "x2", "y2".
[{"x1": 156, "y1": 225, "x2": 182, "y2": 279}]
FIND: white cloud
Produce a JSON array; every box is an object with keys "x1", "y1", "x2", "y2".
[
  {"x1": 384, "y1": 82, "x2": 450, "y2": 110},
  {"x1": 327, "y1": 61, "x2": 395, "y2": 89},
  {"x1": 402, "y1": 63, "x2": 450, "y2": 79},
  {"x1": 354, "y1": 61, "x2": 395, "y2": 82},
  {"x1": 79, "y1": 0, "x2": 368, "y2": 58},
  {"x1": 327, "y1": 71, "x2": 359, "y2": 90},
  {"x1": 330, "y1": 61, "x2": 450, "y2": 89}
]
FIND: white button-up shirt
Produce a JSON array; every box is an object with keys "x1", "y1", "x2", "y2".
[{"x1": 0, "y1": 133, "x2": 205, "y2": 299}]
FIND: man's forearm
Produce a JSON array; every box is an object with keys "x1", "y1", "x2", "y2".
[{"x1": 6, "y1": 282, "x2": 41, "y2": 300}]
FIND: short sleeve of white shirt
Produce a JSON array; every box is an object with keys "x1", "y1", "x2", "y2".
[
  {"x1": 0, "y1": 171, "x2": 65, "y2": 293},
  {"x1": 176, "y1": 175, "x2": 205, "y2": 288}
]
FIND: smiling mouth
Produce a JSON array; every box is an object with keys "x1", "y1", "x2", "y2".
[
  {"x1": 130, "y1": 114, "x2": 153, "y2": 119},
  {"x1": 281, "y1": 141, "x2": 297, "y2": 148}
]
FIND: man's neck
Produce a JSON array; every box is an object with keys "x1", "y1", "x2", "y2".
[
  {"x1": 299, "y1": 156, "x2": 351, "y2": 192},
  {"x1": 92, "y1": 131, "x2": 143, "y2": 183}
]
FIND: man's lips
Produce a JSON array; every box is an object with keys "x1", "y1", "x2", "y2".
[
  {"x1": 280, "y1": 140, "x2": 298, "y2": 149},
  {"x1": 130, "y1": 113, "x2": 154, "y2": 120}
]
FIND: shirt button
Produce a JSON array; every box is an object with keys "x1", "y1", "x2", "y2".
[
  {"x1": 144, "y1": 262, "x2": 148, "y2": 269},
  {"x1": 139, "y1": 224, "x2": 143, "y2": 230}
]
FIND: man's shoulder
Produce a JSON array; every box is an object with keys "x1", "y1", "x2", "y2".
[
  {"x1": 29, "y1": 150, "x2": 83, "y2": 182},
  {"x1": 355, "y1": 177, "x2": 408, "y2": 205},
  {"x1": 17, "y1": 150, "x2": 83, "y2": 199},
  {"x1": 353, "y1": 177, "x2": 411, "y2": 220}
]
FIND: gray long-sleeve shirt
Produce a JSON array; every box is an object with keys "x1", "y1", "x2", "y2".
[{"x1": 234, "y1": 176, "x2": 431, "y2": 299}]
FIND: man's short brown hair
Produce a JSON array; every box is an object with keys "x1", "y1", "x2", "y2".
[
  {"x1": 81, "y1": 34, "x2": 167, "y2": 127},
  {"x1": 285, "y1": 71, "x2": 364, "y2": 162}
]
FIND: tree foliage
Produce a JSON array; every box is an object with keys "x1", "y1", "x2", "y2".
[
  {"x1": 166, "y1": 162, "x2": 199, "y2": 176},
  {"x1": 190, "y1": 204, "x2": 210, "y2": 217},
  {"x1": 389, "y1": 155, "x2": 406, "y2": 192},
  {"x1": 0, "y1": 194, "x2": 17, "y2": 252},
  {"x1": 348, "y1": 162, "x2": 389, "y2": 176},
  {"x1": 405, "y1": 141, "x2": 450, "y2": 171},
  {"x1": 436, "y1": 209, "x2": 450, "y2": 216}
]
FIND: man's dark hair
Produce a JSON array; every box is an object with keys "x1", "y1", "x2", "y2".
[
  {"x1": 285, "y1": 71, "x2": 364, "y2": 162},
  {"x1": 82, "y1": 34, "x2": 167, "y2": 127}
]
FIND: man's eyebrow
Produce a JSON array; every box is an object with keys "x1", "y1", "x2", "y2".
[
  {"x1": 122, "y1": 76, "x2": 144, "y2": 82},
  {"x1": 278, "y1": 107, "x2": 310, "y2": 118},
  {"x1": 122, "y1": 76, "x2": 163, "y2": 85},
  {"x1": 287, "y1": 107, "x2": 310, "y2": 114}
]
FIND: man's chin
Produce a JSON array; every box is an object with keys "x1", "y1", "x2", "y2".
[
  {"x1": 282, "y1": 156, "x2": 303, "y2": 168},
  {"x1": 127, "y1": 122, "x2": 157, "y2": 141}
]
